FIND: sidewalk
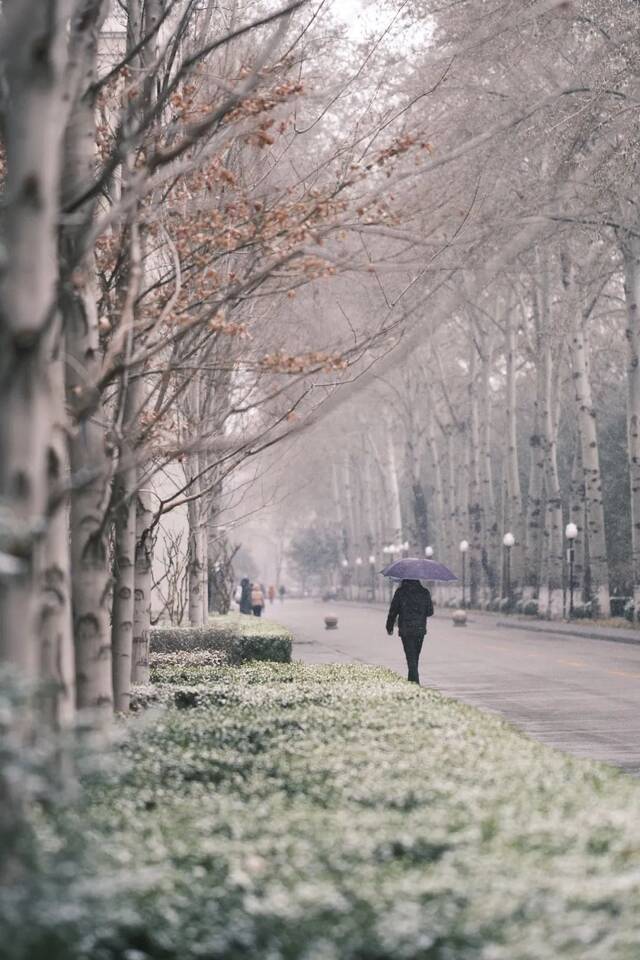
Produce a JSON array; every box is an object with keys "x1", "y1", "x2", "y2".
[
  {"x1": 494, "y1": 614, "x2": 640, "y2": 646},
  {"x1": 324, "y1": 597, "x2": 640, "y2": 647}
]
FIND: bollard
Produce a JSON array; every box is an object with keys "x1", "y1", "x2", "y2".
[
  {"x1": 452, "y1": 609, "x2": 467, "y2": 627},
  {"x1": 324, "y1": 616, "x2": 338, "y2": 630}
]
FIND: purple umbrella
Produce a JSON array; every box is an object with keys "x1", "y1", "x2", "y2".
[{"x1": 380, "y1": 557, "x2": 458, "y2": 582}]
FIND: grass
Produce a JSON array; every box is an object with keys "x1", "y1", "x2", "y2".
[{"x1": 7, "y1": 656, "x2": 640, "y2": 959}]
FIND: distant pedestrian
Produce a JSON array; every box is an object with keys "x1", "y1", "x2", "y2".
[
  {"x1": 279, "y1": 584, "x2": 286, "y2": 602},
  {"x1": 239, "y1": 577, "x2": 252, "y2": 615},
  {"x1": 386, "y1": 579, "x2": 434, "y2": 684},
  {"x1": 268, "y1": 584, "x2": 276, "y2": 604},
  {"x1": 251, "y1": 582, "x2": 265, "y2": 617}
]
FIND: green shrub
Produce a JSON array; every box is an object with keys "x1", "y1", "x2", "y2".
[
  {"x1": 523, "y1": 599, "x2": 539, "y2": 616},
  {"x1": 8, "y1": 660, "x2": 640, "y2": 959},
  {"x1": 150, "y1": 613, "x2": 292, "y2": 664}
]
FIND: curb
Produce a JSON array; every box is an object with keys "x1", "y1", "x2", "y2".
[{"x1": 495, "y1": 619, "x2": 640, "y2": 647}]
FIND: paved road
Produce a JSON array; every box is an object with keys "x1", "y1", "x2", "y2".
[{"x1": 270, "y1": 598, "x2": 640, "y2": 774}]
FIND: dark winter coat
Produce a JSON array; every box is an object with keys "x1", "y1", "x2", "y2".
[
  {"x1": 386, "y1": 580, "x2": 434, "y2": 638},
  {"x1": 239, "y1": 578, "x2": 253, "y2": 615}
]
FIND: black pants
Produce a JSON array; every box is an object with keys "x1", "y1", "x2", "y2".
[
  {"x1": 401, "y1": 633, "x2": 424, "y2": 684},
  {"x1": 252, "y1": 605, "x2": 263, "y2": 617}
]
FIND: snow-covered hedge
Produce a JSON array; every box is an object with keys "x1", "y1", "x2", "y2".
[
  {"x1": 7, "y1": 659, "x2": 640, "y2": 959},
  {"x1": 150, "y1": 613, "x2": 292, "y2": 663}
]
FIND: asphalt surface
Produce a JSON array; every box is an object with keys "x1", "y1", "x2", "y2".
[{"x1": 269, "y1": 598, "x2": 640, "y2": 775}]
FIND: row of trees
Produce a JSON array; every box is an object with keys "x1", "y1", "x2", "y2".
[
  {"x1": 3, "y1": 0, "x2": 640, "y2": 730},
  {"x1": 276, "y1": 0, "x2": 640, "y2": 620},
  {"x1": 0, "y1": 0, "x2": 431, "y2": 722}
]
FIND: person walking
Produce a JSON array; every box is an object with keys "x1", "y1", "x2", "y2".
[
  {"x1": 268, "y1": 584, "x2": 276, "y2": 605},
  {"x1": 386, "y1": 579, "x2": 434, "y2": 684},
  {"x1": 278, "y1": 584, "x2": 286, "y2": 602},
  {"x1": 239, "y1": 577, "x2": 253, "y2": 615},
  {"x1": 251, "y1": 582, "x2": 265, "y2": 617}
]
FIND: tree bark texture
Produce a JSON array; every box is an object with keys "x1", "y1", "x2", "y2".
[
  {"x1": 623, "y1": 234, "x2": 640, "y2": 617},
  {"x1": 63, "y1": 0, "x2": 113, "y2": 711},
  {"x1": 571, "y1": 308, "x2": 610, "y2": 616},
  {"x1": 39, "y1": 340, "x2": 75, "y2": 727},
  {"x1": 132, "y1": 487, "x2": 153, "y2": 684},
  {"x1": 0, "y1": 0, "x2": 71, "y2": 681},
  {"x1": 504, "y1": 308, "x2": 524, "y2": 594}
]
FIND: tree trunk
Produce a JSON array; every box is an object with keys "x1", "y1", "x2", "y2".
[
  {"x1": 468, "y1": 340, "x2": 484, "y2": 603},
  {"x1": 187, "y1": 495, "x2": 203, "y2": 625},
  {"x1": 525, "y1": 356, "x2": 545, "y2": 597},
  {"x1": 386, "y1": 426, "x2": 403, "y2": 543},
  {"x1": 132, "y1": 487, "x2": 153, "y2": 684},
  {"x1": 480, "y1": 336, "x2": 498, "y2": 595},
  {"x1": 568, "y1": 441, "x2": 585, "y2": 604},
  {"x1": 62, "y1": 1, "x2": 112, "y2": 711},
  {"x1": 0, "y1": 0, "x2": 70, "y2": 683},
  {"x1": 66, "y1": 286, "x2": 113, "y2": 711},
  {"x1": 425, "y1": 405, "x2": 448, "y2": 562},
  {"x1": 200, "y1": 523, "x2": 209, "y2": 624},
  {"x1": 504, "y1": 307, "x2": 524, "y2": 596},
  {"x1": 39, "y1": 340, "x2": 75, "y2": 728},
  {"x1": 111, "y1": 474, "x2": 135, "y2": 712},
  {"x1": 571, "y1": 308, "x2": 610, "y2": 616},
  {"x1": 540, "y1": 339, "x2": 564, "y2": 616},
  {"x1": 622, "y1": 234, "x2": 640, "y2": 618}
]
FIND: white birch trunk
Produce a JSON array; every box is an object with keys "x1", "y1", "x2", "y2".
[
  {"x1": 67, "y1": 293, "x2": 113, "y2": 711},
  {"x1": 468, "y1": 342, "x2": 484, "y2": 603},
  {"x1": 525, "y1": 355, "x2": 546, "y2": 597},
  {"x1": 0, "y1": 0, "x2": 70, "y2": 681},
  {"x1": 426, "y1": 406, "x2": 448, "y2": 562},
  {"x1": 132, "y1": 487, "x2": 153, "y2": 684},
  {"x1": 623, "y1": 235, "x2": 640, "y2": 617},
  {"x1": 480, "y1": 338, "x2": 498, "y2": 594},
  {"x1": 111, "y1": 476, "x2": 135, "y2": 712},
  {"x1": 39, "y1": 340, "x2": 75, "y2": 727},
  {"x1": 541, "y1": 340, "x2": 563, "y2": 616},
  {"x1": 504, "y1": 308, "x2": 524, "y2": 595},
  {"x1": 200, "y1": 523, "x2": 209, "y2": 622},
  {"x1": 571, "y1": 310, "x2": 610, "y2": 616},
  {"x1": 386, "y1": 427, "x2": 403, "y2": 542}
]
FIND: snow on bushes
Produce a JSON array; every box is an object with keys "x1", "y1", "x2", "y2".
[
  {"x1": 150, "y1": 612, "x2": 292, "y2": 664},
  {"x1": 6, "y1": 659, "x2": 640, "y2": 959}
]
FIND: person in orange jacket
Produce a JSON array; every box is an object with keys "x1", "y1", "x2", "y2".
[{"x1": 251, "y1": 582, "x2": 265, "y2": 617}]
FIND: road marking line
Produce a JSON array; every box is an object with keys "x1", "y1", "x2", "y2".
[
  {"x1": 558, "y1": 659, "x2": 586, "y2": 668},
  {"x1": 604, "y1": 669, "x2": 640, "y2": 679}
]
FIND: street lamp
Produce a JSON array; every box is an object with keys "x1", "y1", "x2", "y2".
[
  {"x1": 369, "y1": 554, "x2": 376, "y2": 601},
  {"x1": 566, "y1": 522, "x2": 578, "y2": 618},
  {"x1": 459, "y1": 539, "x2": 469, "y2": 608},
  {"x1": 425, "y1": 545, "x2": 434, "y2": 558},
  {"x1": 503, "y1": 532, "x2": 515, "y2": 610},
  {"x1": 341, "y1": 557, "x2": 350, "y2": 601}
]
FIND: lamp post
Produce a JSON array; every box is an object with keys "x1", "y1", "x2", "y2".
[
  {"x1": 384, "y1": 545, "x2": 394, "y2": 599},
  {"x1": 566, "y1": 522, "x2": 578, "y2": 618},
  {"x1": 341, "y1": 557, "x2": 349, "y2": 600},
  {"x1": 425, "y1": 545, "x2": 434, "y2": 558},
  {"x1": 355, "y1": 556, "x2": 362, "y2": 601},
  {"x1": 503, "y1": 532, "x2": 515, "y2": 610},
  {"x1": 459, "y1": 540, "x2": 469, "y2": 608},
  {"x1": 369, "y1": 554, "x2": 376, "y2": 601}
]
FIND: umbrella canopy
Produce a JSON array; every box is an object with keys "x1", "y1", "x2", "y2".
[{"x1": 380, "y1": 557, "x2": 458, "y2": 582}]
